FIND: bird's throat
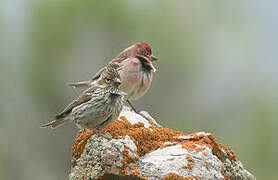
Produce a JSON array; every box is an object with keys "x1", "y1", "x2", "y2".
[{"x1": 137, "y1": 56, "x2": 156, "y2": 73}]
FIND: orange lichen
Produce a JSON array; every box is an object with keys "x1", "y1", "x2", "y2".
[
  {"x1": 187, "y1": 163, "x2": 193, "y2": 169},
  {"x1": 121, "y1": 146, "x2": 135, "y2": 167},
  {"x1": 71, "y1": 114, "x2": 237, "y2": 178},
  {"x1": 162, "y1": 173, "x2": 192, "y2": 180},
  {"x1": 221, "y1": 170, "x2": 229, "y2": 180},
  {"x1": 71, "y1": 129, "x2": 94, "y2": 167},
  {"x1": 182, "y1": 163, "x2": 193, "y2": 169},
  {"x1": 72, "y1": 117, "x2": 236, "y2": 164},
  {"x1": 181, "y1": 154, "x2": 195, "y2": 169},
  {"x1": 180, "y1": 141, "x2": 198, "y2": 152},
  {"x1": 196, "y1": 147, "x2": 206, "y2": 153},
  {"x1": 140, "y1": 177, "x2": 148, "y2": 180},
  {"x1": 186, "y1": 154, "x2": 195, "y2": 163},
  {"x1": 178, "y1": 133, "x2": 236, "y2": 162},
  {"x1": 219, "y1": 143, "x2": 236, "y2": 161},
  {"x1": 120, "y1": 146, "x2": 138, "y2": 176},
  {"x1": 203, "y1": 134, "x2": 236, "y2": 162},
  {"x1": 131, "y1": 169, "x2": 140, "y2": 176},
  {"x1": 102, "y1": 116, "x2": 184, "y2": 157},
  {"x1": 129, "y1": 163, "x2": 137, "y2": 170},
  {"x1": 119, "y1": 168, "x2": 128, "y2": 176}
]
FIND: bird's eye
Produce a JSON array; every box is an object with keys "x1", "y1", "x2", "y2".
[
  {"x1": 145, "y1": 50, "x2": 150, "y2": 56},
  {"x1": 105, "y1": 78, "x2": 111, "y2": 83}
]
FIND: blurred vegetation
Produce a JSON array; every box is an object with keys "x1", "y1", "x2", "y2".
[{"x1": 1, "y1": 0, "x2": 277, "y2": 179}]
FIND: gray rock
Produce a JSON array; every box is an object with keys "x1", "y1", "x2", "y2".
[{"x1": 69, "y1": 106, "x2": 256, "y2": 180}]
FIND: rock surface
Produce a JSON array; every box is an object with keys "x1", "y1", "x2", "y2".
[{"x1": 69, "y1": 106, "x2": 255, "y2": 180}]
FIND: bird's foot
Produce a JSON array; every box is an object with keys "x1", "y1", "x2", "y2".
[
  {"x1": 126, "y1": 100, "x2": 161, "y2": 127},
  {"x1": 139, "y1": 111, "x2": 161, "y2": 128},
  {"x1": 93, "y1": 128, "x2": 112, "y2": 139}
]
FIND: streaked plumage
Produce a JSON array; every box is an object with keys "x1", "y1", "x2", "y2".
[{"x1": 41, "y1": 65, "x2": 126, "y2": 129}]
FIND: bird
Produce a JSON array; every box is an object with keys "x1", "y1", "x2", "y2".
[
  {"x1": 68, "y1": 42, "x2": 158, "y2": 112},
  {"x1": 41, "y1": 64, "x2": 126, "y2": 129}
]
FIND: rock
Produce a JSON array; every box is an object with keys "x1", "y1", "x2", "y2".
[{"x1": 69, "y1": 106, "x2": 255, "y2": 180}]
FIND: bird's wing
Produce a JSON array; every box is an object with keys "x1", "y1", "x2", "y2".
[
  {"x1": 82, "y1": 103, "x2": 113, "y2": 125},
  {"x1": 68, "y1": 57, "x2": 124, "y2": 88},
  {"x1": 110, "y1": 54, "x2": 126, "y2": 64},
  {"x1": 55, "y1": 86, "x2": 97, "y2": 119},
  {"x1": 90, "y1": 61, "x2": 123, "y2": 81},
  {"x1": 90, "y1": 67, "x2": 105, "y2": 81},
  {"x1": 71, "y1": 92, "x2": 115, "y2": 128},
  {"x1": 67, "y1": 68, "x2": 105, "y2": 88}
]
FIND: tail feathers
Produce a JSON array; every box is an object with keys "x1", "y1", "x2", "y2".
[
  {"x1": 41, "y1": 117, "x2": 68, "y2": 129},
  {"x1": 68, "y1": 81, "x2": 90, "y2": 88}
]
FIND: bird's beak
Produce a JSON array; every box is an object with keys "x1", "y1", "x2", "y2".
[
  {"x1": 148, "y1": 59, "x2": 156, "y2": 72},
  {"x1": 115, "y1": 78, "x2": 121, "y2": 85},
  {"x1": 137, "y1": 55, "x2": 157, "y2": 72},
  {"x1": 150, "y1": 55, "x2": 158, "y2": 61}
]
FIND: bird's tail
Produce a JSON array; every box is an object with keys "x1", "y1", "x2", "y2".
[
  {"x1": 41, "y1": 117, "x2": 69, "y2": 129},
  {"x1": 68, "y1": 81, "x2": 90, "y2": 88}
]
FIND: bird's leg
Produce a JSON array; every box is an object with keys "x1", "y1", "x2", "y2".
[
  {"x1": 127, "y1": 99, "x2": 138, "y2": 113},
  {"x1": 93, "y1": 128, "x2": 102, "y2": 135},
  {"x1": 92, "y1": 128, "x2": 112, "y2": 139},
  {"x1": 139, "y1": 111, "x2": 161, "y2": 128},
  {"x1": 126, "y1": 100, "x2": 159, "y2": 127}
]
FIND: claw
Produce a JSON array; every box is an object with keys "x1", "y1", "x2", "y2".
[{"x1": 139, "y1": 111, "x2": 161, "y2": 128}]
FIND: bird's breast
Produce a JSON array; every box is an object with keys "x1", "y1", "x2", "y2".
[
  {"x1": 118, "y1": 58, "x2": 153, "y2": 100},
  {"x1": 104, "y1": 91, "x2": 124, "y2": 105}
]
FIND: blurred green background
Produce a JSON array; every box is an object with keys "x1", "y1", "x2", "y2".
[{"x1": 1, "y1": 0, "x2": 277, "y2": 179}]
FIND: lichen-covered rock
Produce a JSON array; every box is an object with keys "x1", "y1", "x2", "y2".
[{"x1": 69, "y1": 106, "x2": 255, "y2": 180}]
